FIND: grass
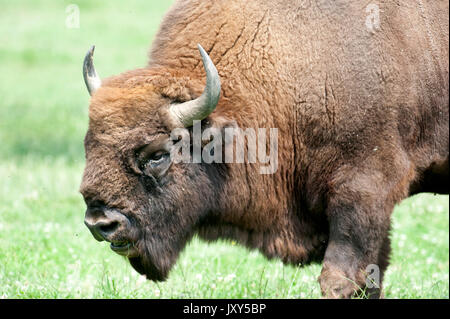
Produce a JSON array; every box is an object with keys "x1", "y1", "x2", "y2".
[{"x1": 0, "y1": 0, "x2": 448, "y2": 299}]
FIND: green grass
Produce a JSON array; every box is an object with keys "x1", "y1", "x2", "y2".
[{"x1": 0, "y1": 0, "x2": 448, "y2": 299}]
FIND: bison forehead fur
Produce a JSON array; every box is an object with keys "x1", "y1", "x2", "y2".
[{"x1": 80, "y1": 0, "x2": 449, "y2": 298}]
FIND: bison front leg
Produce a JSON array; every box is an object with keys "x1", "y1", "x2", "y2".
[{"x1": 318, "y1": 183, "x2": 395, "y2": 298}]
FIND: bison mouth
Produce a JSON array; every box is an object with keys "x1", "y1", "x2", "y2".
[{"x1": 110, "y1": 241, "x2": 139, "y2": 257}]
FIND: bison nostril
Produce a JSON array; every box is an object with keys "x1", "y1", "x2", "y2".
[
  {"x1": 84, "y1": 208, "x2": 129, "y2": 242},
  {"x1": 99, "y1": 221, "x2": 119, "y2": 235}
]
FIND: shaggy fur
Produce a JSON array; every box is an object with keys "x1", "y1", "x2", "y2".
[{"x1": 80, "y1": 0, "x2": 449, "y2": 298}]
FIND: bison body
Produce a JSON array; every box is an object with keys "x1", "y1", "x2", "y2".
[{"x1": 81, "y1": 0, "x2": 449, "y2": 298}]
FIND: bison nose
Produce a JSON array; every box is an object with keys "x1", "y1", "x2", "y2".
[{"x1": 84, "y1": 206, "x2": 130, "y2": 242}]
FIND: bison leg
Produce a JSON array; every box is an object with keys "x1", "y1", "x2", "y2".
[{"x1": 318, "y1": 186, "x2": 394, "y2": 299}]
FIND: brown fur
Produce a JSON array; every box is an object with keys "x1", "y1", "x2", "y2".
[{"x1": 80, "y1": 0, "x2": 449, "y2": 298}]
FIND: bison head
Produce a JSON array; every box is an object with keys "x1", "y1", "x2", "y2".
[{"x1": 79, "y1": 45, "x2": 226, "y2": 281}]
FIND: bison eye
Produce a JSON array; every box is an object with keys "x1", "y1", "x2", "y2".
[
  {"x1": 148, "y1": 151, "x2": 167, "y2": 164},
  {"x1": 134, "y1": 139, "x2": 172, "y2": 179},
  {"x1": 138, "y1": 150, "x2": 171, "y2": 178}
]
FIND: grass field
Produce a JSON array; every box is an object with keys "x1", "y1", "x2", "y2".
[{"x1": 0, "y1": 0, "x2": 448, "y2": 299}]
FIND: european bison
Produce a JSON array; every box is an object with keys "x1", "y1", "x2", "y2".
[{"x1": 80, "y1": 0, "x2": 449, "y2": 298}]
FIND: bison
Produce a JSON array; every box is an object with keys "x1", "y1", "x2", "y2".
[{"x1": 80, "y1": 0, "x2": 449, "y2": 298}]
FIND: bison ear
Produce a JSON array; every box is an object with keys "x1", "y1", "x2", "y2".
[
  {"x1": 83, "y1": 45, "x2": 102, "y2": 96},
  {"x1": 169, "y1": 44, "x2": 221, "y2": 127}
]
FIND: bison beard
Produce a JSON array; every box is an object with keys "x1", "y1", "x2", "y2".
[
  {"x1": 129, "y1": 256, "x2": 165, "y2": 282},
  {"x1": 129, "y1": 227, "x2": 192, "y2": 281}
]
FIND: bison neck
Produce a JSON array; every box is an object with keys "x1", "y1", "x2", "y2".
[
  {"x1": 196, "y1": 204, "x2": 328, "y2": 265},
  {"x1": 194, "y1": 159, "x2": 328, "y2": 265}
]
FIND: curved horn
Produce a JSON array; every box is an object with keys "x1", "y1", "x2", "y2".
[
  {"x1": 83, "y1": 45, "x2": 102, "y2": 96},
  {"x1": 169, "y1": 44, "x2": 221, "y2": 127}
]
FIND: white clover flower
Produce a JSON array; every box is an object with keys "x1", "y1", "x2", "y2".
[{"x1": 195, "y1": 274, "x2": 203, "y2": 281}]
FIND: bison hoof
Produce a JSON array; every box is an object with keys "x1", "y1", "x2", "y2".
[{"x1": 318, "y1": 266, "x2": 360, "y2": 299}]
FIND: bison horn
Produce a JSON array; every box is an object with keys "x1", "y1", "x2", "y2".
[
  {"x1": 83, "y1": 45, "x2": 102, "y2": 96},
  {"x1": 169, "y1": 44, "x2": 221, "y2": 127}
]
